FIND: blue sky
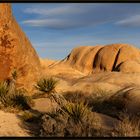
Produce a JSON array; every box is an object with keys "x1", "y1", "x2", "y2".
[{"x1": 12, "y1": 3, "x2": 140, "y2": 60}]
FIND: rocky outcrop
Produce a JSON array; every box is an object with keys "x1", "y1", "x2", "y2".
[
  {"x1": 0, "y1": 3, "x2": 41, "y2": 90},
  {"x1": 61, "y1": 44, "x2": 140, "y2": 74}
]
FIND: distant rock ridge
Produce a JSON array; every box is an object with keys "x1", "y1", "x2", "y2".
[
  {"x1": 0, "y1": 3, "x2": 41, "y2": 90},
  {"x1": 60, "y1": 44, "x2": 140, "y2": 74}
]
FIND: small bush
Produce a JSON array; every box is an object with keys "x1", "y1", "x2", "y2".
[
  {"x1": 63, "y1": 91, "x2": 89, "y2": 104},
  {"x1": 62, "y1": 102, "x2": 90, "y2": 124},
  {"x1": 21, "y1": 111, "x2": 42, "y2": 123},
  {"x1": 9, "y1": 89, "x2": 34, "y2": 110},
  {"x1": 0, "y1": 81, "x2": 10, "y2": 107},
  {"x1": 40, "y1": 101, "x2": 103, "y2": 137},
  {"x1": 112, "y1": 115, "x2": 140, "y2": 137},
  {"x1": 35, "y1": 77, "x2": 58, "y2": 95},
  {"x1": 0, "y1": 80, "x2": 33, "y2": 111}
]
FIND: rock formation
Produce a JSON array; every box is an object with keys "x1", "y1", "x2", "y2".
[
  {"x1": 61, "y1": 44, "x2": 140, "y2": 74},
  {"x1": 0, "y1": 3, "x2": 41, "y2": 90}
]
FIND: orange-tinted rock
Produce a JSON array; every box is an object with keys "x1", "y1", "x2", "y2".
[
  {"x1": 117, "y1": 60, "x2": 140, "y2": 73},
  {"x1": 61, "y1": 44, "x2": 140, "y2": 74},
  {"x1": 0, "y1": 3, "x2": 41, "y2": 90}
]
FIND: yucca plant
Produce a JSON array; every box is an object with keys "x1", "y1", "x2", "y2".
[
  {"x1": 0, "y1": 80, "x2": 33, "y2": 111},
  {"x1": 35, "y1": 77, "x2": 67, "y2": 106},
  {"x1": 0, "y1": 81, "x2": 10, "y2": 107},
  {"x1": 9, "y1": 89, "x2": 33, "y2": 110},
  {"x1": 35, "y1": 77, "x2": 58, "y2": 94},
  {"x1": 62, "y1": 102, "x2": 90, "y2": 124}
]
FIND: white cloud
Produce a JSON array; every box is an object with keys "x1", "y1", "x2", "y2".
[
  {"x1": 22, "y1": 4, "x2": 140, "y2": 29},
  {"x1": 22, "y1": 18, "x2": 88, "y2": 28},
  {"x1": 116, "y1": 15, "x2": 140, "y2": 27},
  {"x1": 23, "y1": 4, "x2": 92, "y2": 16}
]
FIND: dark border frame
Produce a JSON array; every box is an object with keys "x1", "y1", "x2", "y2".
[{"x1": 0, "y1": 0, "x2": 140, "y2": 139}]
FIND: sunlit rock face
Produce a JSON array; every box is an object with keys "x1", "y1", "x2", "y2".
[
  {"x1": 61, "y1": 44, "x2": 140, "y2": 74},
  {"x1": 0, "y1": 3, "x2": 41, "y2": 90}
]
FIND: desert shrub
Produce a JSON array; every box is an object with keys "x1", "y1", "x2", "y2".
[
  {"x1": 112, "y1": 115, "x2": 140, "y2": 137},
  {"x1": 88, "y1": 88, "x2": 111, "y2": 107},
  {"x1": 0, "y1": 81, "x2": 10, "y2": 107},
  {"x1": 34, "y1": 77, "x2": 58, "y2": 99},
  {"x1": 83, "y1": 88, "x2": 124, "y2": 119},
  {"x1": 0, "y1": 80, "x2": 33, "y2": 111},
  {"x1": 35, "y1": 77, "x2": 58, "y2": 94},
  {"x1": 40, "y1": 101, "x2": 104, "y2": 137},
  {"x1": 8, "y1": 89, "x2": 34, "y2": 110},
  {"x1": 64, "y1": 89, "x2": 112, "y2": 110},
  {"x1": 62, "y1": 102, "x2": 90, "y2": 124},
  {"x1": 21, "y1": 111, "x2": 42, "y2": 123},
  {"x1": 63, "y1": 90, "x2": 89, "y2": 104}
]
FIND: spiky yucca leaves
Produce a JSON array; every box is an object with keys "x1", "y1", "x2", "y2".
[
  {"x1": 0, "y1": 81, "x2": 10, "y2": 107},
  {"x1": 0, "y1": 80, "x2": 33, "y2": 111},
  {"x1": 62, "y1": 102, "x2": 90, "y2": 124},
  {"x1": 9, "y1": 89, "x2": 34, "y2": 110},
  {"x1": 40, "y1": 102, "x2": 103, "y2": 137},
  {"x1": 35, "y1": 77, "x2": 67, "y2": 106},
  {"x1": 35, "y1": 77, "x2": 58, "y2": 94}
]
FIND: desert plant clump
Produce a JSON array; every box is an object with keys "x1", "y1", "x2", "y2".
[
  {"x1": 0, "y1": 70, "x2": 34, "y2": 112},
  {"x1": 35, "y1": 77, "x2": 67, "y2": 107},
  {"x1": 8, "y1": 89, "x2": 34, "y2": 110},
  {"x1": 112, "y1": 115, "x2": 140, "y2": 137},
  {"x1": 35, "y1": 77, "x2": 58, "y2": 94},
  {"x1": 63, "y1": 90, "x2": 89, "y2": 104},
  {"x1": 21, "y1": 110, "x2": 42, "y2": 123},
  {"x1": 0, "y1": 81, "x2": 10, "y2": 108},
  {"x1": 0, "y1": 82, "x2": 33, "y2": 111},
  {"x1": 33, "y1": 77, "x2": 58, "y2": 99},
  {"x1": 61, "y1": 102, "x2": 90, "y2": 124},
  {"x1": 40, "y1": 102, "x2": 103, "y2": 137},
  {"x1": 35, "y1": 78, "x2": 108, "y2": 137}
]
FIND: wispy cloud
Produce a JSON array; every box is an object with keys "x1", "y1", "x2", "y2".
[
  {"x1": 22, "y1": 19, "x2": 91, "y2": 29},
  {"x1": 23, "y1": 5, "x2": 85, "y2": 16},
  {"x1": 116, "y1": 15, "x2": 140, "y2": 27},
  {"x1": 21, "y1": 4, "x2": 140, "y2": 29},
  {"x1": 20, "y1": 4, "x2": 116, "y2": 29}
]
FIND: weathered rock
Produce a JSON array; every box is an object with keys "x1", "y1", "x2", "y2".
[
  {"x1": 0, "y1": 3, "x2": 41, "y2": 91},
  {"x1": 117, "y1": 60, "x2": 140, "y2": 73},
  {"x1": 60, "y1": 44, "x2": 140, "y2": 74}
]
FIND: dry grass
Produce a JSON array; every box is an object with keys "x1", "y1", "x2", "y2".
[
  {"x1": 0, "y1": 80, "x2": 33, "y2": 112},
  {"x1": 38, "y1": 86, "x2": 104, "y2": 137},
  {"x1": 63, "y1": 90, "x2": 89, "y2": 104},
  {"x1": 35, "y1": 78, "x2": 140, "y2": 137},
  {"x1": 40, "y1": 102, "x2": 103, "y2": 137},
  {"x1": 21, "y1": 111, "x2": 42, "y2": 123},
  {"x1": 112, "y1": 115, "x2": 140, "y2": 137}
]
